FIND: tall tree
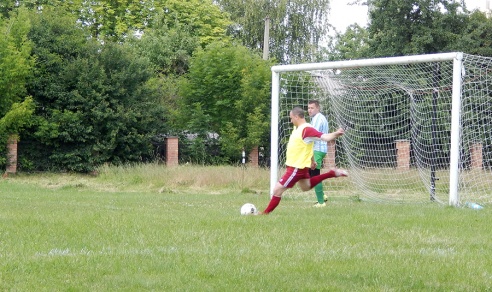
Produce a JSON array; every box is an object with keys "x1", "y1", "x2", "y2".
[
  {"x1": 329, "y1": 24, "x2": 370, "y2": 61},
  {"x1": 0, "y1": 7, "x2": 34, "y2": 169},
  {"x1": 129, "y1": 22, "x2": 201, "y2": 137},
  {"x1": 131, "y1": 22, "x2": 200, "y2": 76},
  {"x1": 178, "y1": 41, "x2": 271, "y2": 163},
  {"x1": 215, "y1": 0, "x2": 331, "y2": 63},
  {"x1": 75, "y1": 0, "x2": 231, "y2": 43},
  {"x1": 0, "y1": 0, "x2": 84, "y2": 19},
  {"x1": 155, "y1": 0, "x2": 231, "y2": 47},
  {"x1": 447, "y1": 10, "x2": 492, "y2": 56},
  {"x1": 77, "y1": 0, "x2": 160, "y2": 41},
  {"x1": 22, "y1": 9, "x2": 166, "y2": 172},
  {"x1": 367, "y1": 0, "x2": 468, "y2": 57},
  {"x1": 2, "y1": 0, "x2": 231, "y2": 44},
  {"x1": 0, "y1": 0, "x2": 157, "y2": 40},
  {"x1": 0, "y1": 7, "x2": 34, "y2": 117}
]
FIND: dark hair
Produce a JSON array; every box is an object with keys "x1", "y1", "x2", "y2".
[
  {"x1": 308, "y1": 100, "x2": 320, "y2": 107},
  {"x1": 291, "y1": 106, "x2": 305, "y2": 118}
]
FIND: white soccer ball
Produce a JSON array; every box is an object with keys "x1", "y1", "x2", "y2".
[{"x1": 240, "y1": 203, "x2": 258, "y2": 215}]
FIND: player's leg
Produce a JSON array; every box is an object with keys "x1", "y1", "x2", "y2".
[
  {"x1": 297, "y1": 178, "x2": 311, "y2": 191},
  {"x1": 310, "y1": 151, "x2": 326, "y2": 204},
  {"x1": 308, "y1": 168, "x2": 348, "y2": 190},
  {"x1": 262, "y1": 167, "x2": 299, "y2": 214},
  {"x1": 262, "y1": 182, "x2": 286, "y2": 214}
]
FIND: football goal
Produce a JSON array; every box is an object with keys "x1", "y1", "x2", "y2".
[{"x1": 270, "y1": 52, "x2": 492, "y2": 206}]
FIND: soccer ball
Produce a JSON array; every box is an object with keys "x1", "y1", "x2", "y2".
[{"x1": 240, "y1": 203, "x2": 258, "y2": 215}]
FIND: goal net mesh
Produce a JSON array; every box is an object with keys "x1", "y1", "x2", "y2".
[{"x1": 275, "y1": 53, "x2": 492, "y2": 205}]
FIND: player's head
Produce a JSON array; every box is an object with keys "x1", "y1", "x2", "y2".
[
  {"x1": 290, "y1": 107, "x2": 305, "y2": 126},
  {"x1": 307, "y1": 100, "x2": 321, "y2": 117}
]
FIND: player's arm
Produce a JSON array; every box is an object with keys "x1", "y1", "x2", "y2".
[
  {"x1": 320, "y1": 127, "x2": 344, "y2": 142},
  {"x1": 304, "y1": 127, "x2": 344, "y2": 142}
]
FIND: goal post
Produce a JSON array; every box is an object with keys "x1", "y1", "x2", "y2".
[
  {"x1": 270, "y1": 52, "x2": 492, "y2": 206},
  {"x1": 449, "y1": 54, "x2": 463, "y2": 206}
]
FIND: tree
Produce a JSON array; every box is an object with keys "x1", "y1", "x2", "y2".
[
  {"x1": 131, "y1": 22, "x2": 200, "y2": 76},
  {"x1": 75, "y1": 0, "x2": 231, "y2": 43},
  {"x1": 215, "y1": 0, "x2": 331, "y2": 63},
  {"x1": 329, "y1": 24, "x2": 370, "y2": 61},
  {"x1": 178, "y1": 41, "x2": 271, "y2": 163},
  {"x1": 0, "y1": 7, "x2": 34, "y2": 169},
  {"x1": 447, "y1": 10, "x2": 492, "y2": 56},
  {"x1": 2, "y1": 0, "x2": 231, "y2": 44},
  {"x1": 155, "y1": 0, "x2": 231, "y2": 48},
  {"x1": 367, "y1": 0, "x2": 468, "y2": 57},
  {"x1": 0, "y1": 7, "x2": 34, "y2": 118},
  {"x1": 77, "y1": 0, "x2": 159, "y2": 41},
  {"x1": 21, "y1": 9, "x2": 166, "y2": 172},
  {"x1": 0, "y1": 97, "x2": 34, "y2": 168},
  {"x1": 0, "y1": 97, "x2": 34, "y2": 137},
  {"x1": 0, "y1": 0, "x2": 18, "y2": 18}
]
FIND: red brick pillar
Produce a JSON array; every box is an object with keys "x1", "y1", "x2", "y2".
[
  {"x1": 249, "y1": 146, "x2": 259, "y2": 167},
  {"x1": 165, "y1": 137, "x2": 178, "y2": 166},
  {"x1": 6, "y1": 135, "x2": 18, "y2": 174},
  {"x1": 470, "y1": 142, "x2": 483, "y2": 170},
  {"x1": 323, "y1": 140, "x2": 336, "y2": 169},
  {"x1": 396, "y1": 140, "x2": 410, "y2": 170}
]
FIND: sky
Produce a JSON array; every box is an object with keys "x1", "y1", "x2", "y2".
[{"x1": 330, "y1": 0, "x2": 490, "y2": 32}]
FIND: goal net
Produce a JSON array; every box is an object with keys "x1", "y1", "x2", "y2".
[{"x1": 270, "y1": 52, "x2": 492, "y2": 206}]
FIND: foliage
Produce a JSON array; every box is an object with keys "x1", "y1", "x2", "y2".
[
  {"x1": 0, "y1": 7, "x2": 34, "y2": 170},
  {"x1": 447, "y1": 10, "x2": 492, "y2": 56},
  {"x1": 20, "y1": 9, "x2": 166, "y2": 172},
  {"x1": 74, "y1": 0, "x2": 231, "y2": 44},
  {"x1": 323, "y1": 2, "x2": 492, "y2": 174},
  {"x1": 0, "y1": 0, "x2": 17, "y2": 18},
  {"x1": 131, "y1": 23, "x2": 199, "y2": 76},
  {"x1": 216, "y1": 0, "x2": 331, "y2": 63},
  {"x1": 0, "y1": 97, "x2": 35, "y2": 167},
  {"x1": 367, "y1": 0, "x2": 479, "y2": 57},
  {"x1": 329, "y1": 24, "x2": 370, "y2": 61},
  {"x1": 0, "y1": 96, "x2": 35, "y2": 137},
  {"x1": 179, "y1": 103, "x2": 224, "y2": 165},
  {"x1": 329, "y1": 1, "x2": 492, "y2": 60},
  {"x1": 156, "y1": 0, "x2": 231, "y2": 48},
  {"x1": 76, "y1": 0, "x2": 157, "y2": 41},
  {"x1": 178, "y1": 42, "x2": 271, "y2": 164},
  {"x1": 5, "y1": 0, "x2": 492, "y2": 173},
  {"x1": 128, "y1": 14, "x2": 224, "y2": 145},
  {"x1": 1, "y1": 0, "x2": 81, "y2": 18},
  {"x1": 2, "y1": 0, "x2": 231, "y2": 44},
  {"x1": 0, "y1": 7, "x2": 34, "y2": 117}
]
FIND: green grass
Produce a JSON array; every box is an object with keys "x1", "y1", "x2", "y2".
[{"x1": 1, "y1": 166, "x2": 491, "y2": 291}]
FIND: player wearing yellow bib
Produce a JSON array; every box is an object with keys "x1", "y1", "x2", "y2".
[{"x1": 261, "y1": 106, "x2": 347, "y2": 214}]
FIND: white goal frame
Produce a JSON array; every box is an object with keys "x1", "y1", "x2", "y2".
[{"x1": 270, "y1": 52, "x2": 463, "y2": 206}]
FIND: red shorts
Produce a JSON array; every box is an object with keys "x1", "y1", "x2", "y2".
[{"x1": 278, "y1": 166, "x2": 310, "y2": 188}]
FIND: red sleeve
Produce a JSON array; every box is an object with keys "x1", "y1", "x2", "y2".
[{"x1": 302, "y1": 127, "x2": 323, "y2": 139}]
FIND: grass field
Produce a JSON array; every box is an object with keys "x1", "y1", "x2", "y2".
[{"x1": 1, "y1": 164, "x2": 491, "y2": 291}]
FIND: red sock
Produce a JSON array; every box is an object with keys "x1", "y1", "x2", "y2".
[
  {"x1": 309, "y1": 170, "x2": 336, "y2": 189},
  {"x1": 263, "y1": 196, "x2": 281, "y2": 214}
]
